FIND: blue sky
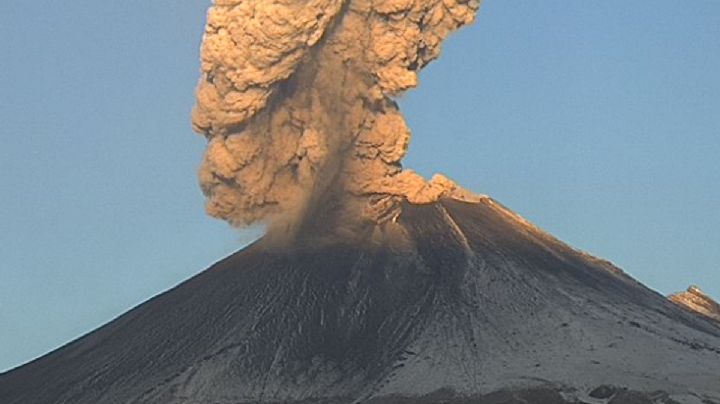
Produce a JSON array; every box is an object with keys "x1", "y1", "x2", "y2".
[{"x1": 1, "y1": 1, "x2": 718, "y2": 372}]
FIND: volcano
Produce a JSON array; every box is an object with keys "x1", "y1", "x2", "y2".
[{"x1": 1, "y1": 198, "x2": 719, "y2": 404}]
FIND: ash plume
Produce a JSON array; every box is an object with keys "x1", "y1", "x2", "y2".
[{"x1": 192, "y1": 0, "x2": 482, "y2": 237}]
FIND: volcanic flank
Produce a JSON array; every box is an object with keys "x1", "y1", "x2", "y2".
[
  {"x1": 2, "y1": 1, "x2": 720, "y2": 404},
  {"x1": 2, "y1": 199, "x2": 720, "y2": 404}
]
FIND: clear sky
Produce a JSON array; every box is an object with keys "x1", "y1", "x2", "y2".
[{"x1": 0, "y1": 1, "x2": 718, "y2": 372}]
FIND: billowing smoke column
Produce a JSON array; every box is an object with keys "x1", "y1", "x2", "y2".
[{"x1": 192, "y1": 0, "x2": 481, "y2": 237}]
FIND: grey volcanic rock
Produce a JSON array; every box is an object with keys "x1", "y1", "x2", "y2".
[
  {"x1": 2, "y1": 198, "x2": 720, "y2": 404},
  {"x1": 670, "y1": 286, "x2": 720, "y2": 322}
]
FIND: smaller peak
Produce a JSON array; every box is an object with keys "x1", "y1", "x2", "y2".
[{"x1": 669, "y1": 285, "x2": 720, "y2": 322}]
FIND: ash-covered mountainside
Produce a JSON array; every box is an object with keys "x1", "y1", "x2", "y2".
[{"x1": 2, "y1": 198, "x2": 720, "y2": 404}]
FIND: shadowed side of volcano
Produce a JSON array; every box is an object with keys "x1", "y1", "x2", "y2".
[{"x1": 1, "y1": 199, "x2": 719, "y2": 404}]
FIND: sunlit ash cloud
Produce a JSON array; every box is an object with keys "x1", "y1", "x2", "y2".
[{"x1": 192, "y1": 0, "x2": 482, "y2": 242}]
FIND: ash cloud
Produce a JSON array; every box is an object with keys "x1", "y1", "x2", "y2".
[{"x1": 192, "y1": 0, "x2": 482, "y2": 237}]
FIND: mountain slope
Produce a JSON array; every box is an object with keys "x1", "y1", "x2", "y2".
[{"x1": 1, "y1": 198, "x2": 719, "y2": 404}]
